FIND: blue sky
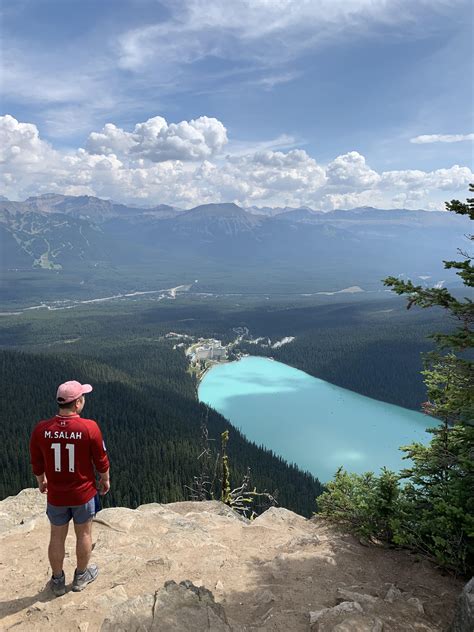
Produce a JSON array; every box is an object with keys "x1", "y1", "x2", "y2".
[{"x1": 1, "y1": 0, "x2": 473, "y2": 209}]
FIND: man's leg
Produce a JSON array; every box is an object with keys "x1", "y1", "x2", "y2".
[
  {"x1": 48, "y1": 522, "x2": 69, "y2": 576},
  {"x1": 74, "y1": 518, "x2": 93, "y2": 573}
]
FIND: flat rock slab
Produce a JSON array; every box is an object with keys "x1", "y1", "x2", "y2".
[{"x1": 101, "y1": 580, "x2": 231, "y2": 632}]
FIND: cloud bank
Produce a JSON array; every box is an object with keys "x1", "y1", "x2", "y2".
[
  {"x1": 410, "y1": 133, "x2": 474, "y2": 144},
  {"x1": 1, "y1": 115, "x2": 472, "y2": 210}
]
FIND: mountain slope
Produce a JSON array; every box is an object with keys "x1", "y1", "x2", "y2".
[
  {"x1": 0, "y1": 209, "x2": 108, "y2": 269},
  {"x1": 171, "y1": 203, "x2": 262, "y2": 238}
]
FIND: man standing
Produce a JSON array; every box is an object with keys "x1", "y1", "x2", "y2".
[{"x1": 30, "y1": 380, "x2": 110, "y2": 597}]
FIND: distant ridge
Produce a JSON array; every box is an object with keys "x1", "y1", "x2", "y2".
[
  {"x1": 273, "y1": 208, "x2": 324, "y2": 221},
  {"x1": 180, "y1": 202, "x2": 252, "y2": 219},
  {"x1": 0, "y1": 193, "x2": 447, "y2": 219},
  {"x1": 0, "y1": 194, "x2": 181, "y2": 222},
  {"x1": 1, "y1": 194, "x2": 469, "y2": 293}
]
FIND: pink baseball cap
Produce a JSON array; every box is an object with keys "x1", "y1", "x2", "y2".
[{"x1": 56, "y1": 380, "x2": 93, "y2": 404}]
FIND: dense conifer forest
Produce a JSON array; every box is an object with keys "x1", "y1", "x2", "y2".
[{"x1": 1, "y1": 344, "x2": 321, "y2": 516}]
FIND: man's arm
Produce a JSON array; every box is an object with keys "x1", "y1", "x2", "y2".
[
  {"x1": 97, "y1": 468, "x2": 110, "y2": 496},
  {"x1": 29, "y1": 427, "x2": 47, "y2": 493},
  {"x1": 35, "y1": 473, "x2": 48, "y2": 494},
  {"x1": 90, "y1": 421, "x2": 110, "y2": 495}
]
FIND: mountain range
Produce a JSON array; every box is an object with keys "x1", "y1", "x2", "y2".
[{"x1": 1, "y1": 194, "x2": 471, "y2": 302}]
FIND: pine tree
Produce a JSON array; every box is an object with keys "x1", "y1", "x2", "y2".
[
  {"x1": 383, "y1": 185, "x2": 474, "y2": 574},
  {"x1": 383, "y1": 184, "x2": 473, "y2": 362}
]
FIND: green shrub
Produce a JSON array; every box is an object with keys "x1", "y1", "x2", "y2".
[
  {"x1": 316, "y1": 467, "x2": 400, "y2": 541},
  {"x1": 394, "y1": 422, "x2": 474, "y2": 575}
]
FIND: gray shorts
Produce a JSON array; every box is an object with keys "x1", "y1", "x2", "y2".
[{"x1": 47, "y1": 495, "x2": 97, "y2": 526}]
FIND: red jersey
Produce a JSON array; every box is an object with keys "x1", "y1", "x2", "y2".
[{"x1": 30, "y1": 414, "x2": 109, "y2": 506}]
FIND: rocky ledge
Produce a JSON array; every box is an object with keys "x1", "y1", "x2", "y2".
[{"x1": 0, "y1": 489, "x2": 466, "y2": 631}]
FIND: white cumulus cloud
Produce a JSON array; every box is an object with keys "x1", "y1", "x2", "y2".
[
  {"x1": 326, "y1": 151, "x2": 380, "y2": 188},
  {"x1": 217, "y1": 149, "x2": 327, "y2": 201},
  {"x1": 86, "y1": 115, "x2": 228, "y2": 162},
  {"x1": 86, "y1": 123, "x2": 137, "y2": 156},
  {"x1": 0, "y1": 114, "x2": 54, "y2": 166}
]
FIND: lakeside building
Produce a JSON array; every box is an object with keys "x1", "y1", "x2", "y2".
[
  {"x1": 194, "y1": 343, "x2": 227, "y2": 361},
  {"x1": 211, "y1": 345, "x2": 226, "y2": 360}
]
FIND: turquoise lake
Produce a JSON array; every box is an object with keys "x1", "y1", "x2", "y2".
[{"x1": 198, "y1": 356, "x2": 431, "y2": 482}]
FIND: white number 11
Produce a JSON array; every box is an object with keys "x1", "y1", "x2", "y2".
[{"x1": 51, "y1": 443, "x2": 75, "y2": 472}]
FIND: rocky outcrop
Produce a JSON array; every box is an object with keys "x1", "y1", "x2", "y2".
[
  {"x1": 0, "y1": 489, "x2": 464, "y2": 631},
  {"x1": 101, "y1": 580, "x2": 231, "y2": 631}
]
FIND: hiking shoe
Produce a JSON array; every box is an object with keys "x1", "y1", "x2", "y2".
[
  {"x1": 72, "y1": 565, "x2": 98, "y2": 592},
  {"x1": 50, "y1": 571, "x2": 66, "y2": 597}
]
